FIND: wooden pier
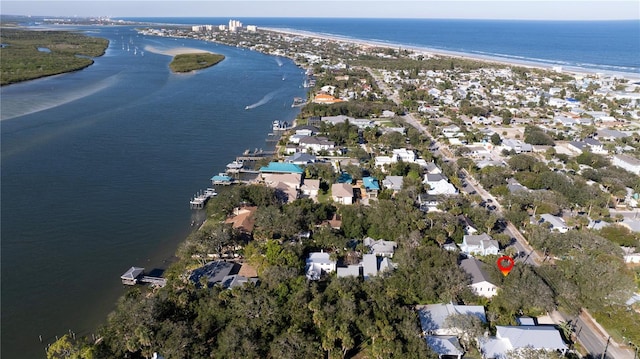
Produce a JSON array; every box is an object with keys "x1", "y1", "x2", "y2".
[{"x1": 189, "y1": 188, "x2": 217, "y2": 209}]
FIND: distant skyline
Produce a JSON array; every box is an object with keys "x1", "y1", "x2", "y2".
[{"x1": 2, "y1": 0, "x2": 639, "y2": 20}]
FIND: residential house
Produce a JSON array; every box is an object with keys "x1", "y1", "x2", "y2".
[
  {"x1": 332, "y1": 183, "x2": 354, "y2": 205},
  {"x1": 424, "y1": 173, "x2": 458, "y2": 195},
  {"x1": 261, "y1": 173, "x2": 302, "y2": 189},
  {"x1": 262, "y1": 173, "x2": 302, "y2": 203},
  {"x1": 220, "y1": 275, "x2": 259, "y2": 289},
  {"x1": 259, "y1": 162, "x2": 304, "y2": 175},
  {"x1": 417, "y1": 193, "x2": 440, "y2": 212},
  {"x1": 313, "y1": 93, "x2": 343, "y2": 104},
  {"x1": 361, "y1": 254, "x2": 389, "y2": 279},
  {"x1": 284, "y1": 152, "x2": 316, "y2": 165},
  {"x1": 416, "y1": 303, "x2": 487, "y2": 336},
  {"x1": 502, "y1": 139, "x2": 533, "y2": 153},
  {"x1": 613, "y1": 154, "x2": 640, "y2": 175},
  {"x1": 568, "y1": 141, "x2": 587, "y2": 154},
  {"x1": 305, "y1": 251, "x2": 336, "y2": 280},
  {"x1": 293, "y1": 125, "x2": 319, "y2": 137},
  {"x1": 539, "y1": 214, "x2": 569, "y2": 233},
  {"x1": 595, "y1": 128, "x2": 628, "y2": 141},
  {"x1": 460, "y1": 258, "x2": 499, "y2": 298},
  {"x1": 362, "y1": 176, "x2": 380, "y2": 199},
  {"x1": 363, "y1": 237, "x2": 397, "y2": 257},
  {"x1": 460, "y1": 233, "x2": 500, "y2": 256},
  {"x1": 300, "y1": 179, "x2": 320, "y2": 201},
  {"x1": 224, "y1": 206, "x2": 257, "y2": 236},
  {"x1": 382, "y1": 175, "x2": 404, "y2": 192},
  {"x1": 189, "y1": 261, "x2": 240, "y2": 288},
  {"x1": 298, "y1": 136, "x2": 336, "y2": 154},
  {"x1": 584, "y1": 138, "x2": 606, "y2": 154},
  {"x1": 336, "y1": 265, "x2": 361, "y2": 278},
  {"x1": 425, "y1": 336, "x2": 464, "y2": 359},
  {"x1": 478, "y1": 326, "x2": 567, "y2": 359},
  {"x1": 442, "y1": 125, "x2": 463, "y2": 138}
]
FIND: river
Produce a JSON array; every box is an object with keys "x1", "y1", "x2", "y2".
[{"x1": 0, "y1": 25, "x2": 306, "y2": 358}]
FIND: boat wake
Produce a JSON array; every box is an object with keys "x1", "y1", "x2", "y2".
[{"x1": 245, "y1": 90, "x2": 279, "y2": 110}]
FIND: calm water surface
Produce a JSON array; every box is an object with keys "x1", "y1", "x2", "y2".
[{"x1": 1, "y1": 25, "x2": 305, "y2": 358}]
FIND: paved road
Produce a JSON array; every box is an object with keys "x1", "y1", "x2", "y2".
[{"x1": 367, "y1": 67, "x2": 635, "y2": 359}]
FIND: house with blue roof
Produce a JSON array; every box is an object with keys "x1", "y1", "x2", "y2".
[
  {"x1": 259, "y1": 162, "x2": 304, "y2": 174},
  {"x1": 362, "y1": 176, "x2": 380, "y2": 198}
]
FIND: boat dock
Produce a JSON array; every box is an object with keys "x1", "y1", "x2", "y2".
[
  {"x1": 121, "y1": 267, "x2": 167, "y2": 287},
  {"x1": 189, "y1": 188, "x2": 217, "y2": 209}
]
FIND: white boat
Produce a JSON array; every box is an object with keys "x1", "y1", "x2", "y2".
[
  {"x1": 226, "y1": 160, "x2": 244, "y2": 170},
  {"x1": 245, "y1": 106, "x2": 250, "y2": 110}
]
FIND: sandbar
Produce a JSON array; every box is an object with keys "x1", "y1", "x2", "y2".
[{"x1": 144, "y1": 45, "x2": 212, "y2": 56}]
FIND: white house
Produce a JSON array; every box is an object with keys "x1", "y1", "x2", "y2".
[
  {"x1": 305, "y1": 251, "x2": 336, "y2": 280},
  {"x1": 298, "y1": 136, "x2": 336, "y2": 154},
  {"x1": 416, "y1": 303, "x2": 487, "y2": 336},
  {"x1": 460, "y1": 258, "x2": 499, "y2": 298},
  {"x1": 424, "y1": 174, "x2": 458, "y2": 195},
  {"x1": 539, "y1": 214, "x2": 569, "y2": 233},
  {"x1": 613, "y1": 154, "x2": 640, "y2": 175},
  {"x1": 442, "y1": 125, "x2": 463, "y2": 138},
  {"x1": 502, "y1": 139, "x2": 532, "y2": 153},
  {"x1": 478, "y1": 326, "x2": 567, "y2": 359},
  {"x1": 460, "y1": 233, "x2": 499, "y2": 256},
  {"x1": 331, "y1": 183, "x2": 354, "y2": 205}
]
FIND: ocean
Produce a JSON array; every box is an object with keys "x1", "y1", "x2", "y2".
[
  {"x1": 120, "y1": 18, "x2": 640, "y2": 75},
  {"x1": 1, "y1": 17, "x2": 637, "y2": 358}
]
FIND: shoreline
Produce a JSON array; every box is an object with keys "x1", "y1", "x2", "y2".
[{"x1": 260, "y1": 26, "x2": 640, "y2": 81}]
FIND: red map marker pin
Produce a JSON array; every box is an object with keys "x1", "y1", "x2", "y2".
[{"x1": 496, "y1": 256, "x2": 515, "y2": 276}]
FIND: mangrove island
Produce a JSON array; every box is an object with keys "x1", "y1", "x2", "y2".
[{"x1": 169, "y1": 52, "x2": 225, "y2": 73}]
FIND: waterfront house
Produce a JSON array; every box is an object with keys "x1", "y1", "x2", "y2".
[
  {"x1": 259, "y1": 162, "x2": 304, "y2": 175},
  {"x1": 189, "y1": 261, "x2": 240, "y2": 288},
  {"x1": 460, "y1": 233, "x2": 499, "y2": 256},
  {"x1": 460, "y1": 258, "x2": 499, "y2": 298},
  {"x1": 284, "y1": 152, "x2": 317, "y2": 165},
  {"x1": 298, "y1": 136, "x2": 336, "y2": 154},
  {"x1": 331, "y1": 183, "x2": 354, "y2": 205}
]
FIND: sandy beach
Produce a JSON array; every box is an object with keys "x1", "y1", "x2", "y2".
[{"x1": 261, "y1": 26, "x2": 640, "y2": 81}]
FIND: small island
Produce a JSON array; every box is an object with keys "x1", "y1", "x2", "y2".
[
  {"x1": 0, "y1": 29, "x2": 109, "y2": 86},
  {"x1": 169, "y1": 52, "x2": 225, "y2": 73}
]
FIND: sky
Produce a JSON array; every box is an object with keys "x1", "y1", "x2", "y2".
[{"x1": 2, "y1": 0, "x2": 639, "y2": 20}]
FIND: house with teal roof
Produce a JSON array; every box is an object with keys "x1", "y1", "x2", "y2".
[{"x1": 259, "y1": 162, "x2": 304, "y2": 174}]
